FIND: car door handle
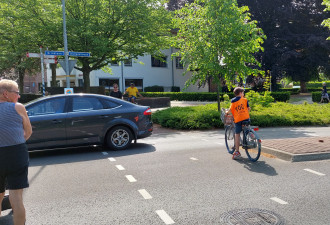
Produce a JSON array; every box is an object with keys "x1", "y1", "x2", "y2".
[
  {"x1": 52, "y1": 119, "x2": 62, "y2": 124},
  {"x1": 99, "y1": 115, "x2": 109, "y2": 119}
]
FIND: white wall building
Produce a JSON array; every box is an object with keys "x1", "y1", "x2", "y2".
[{"x1": 47, "y1": 49, "x2": 209, "y2": 93}]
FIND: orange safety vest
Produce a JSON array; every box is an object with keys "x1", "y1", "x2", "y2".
[{"x1": 230, "y1": 97, "x2": 250, "y2": 123}]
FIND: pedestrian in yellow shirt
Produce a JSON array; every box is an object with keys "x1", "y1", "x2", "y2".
[{"x1": 123, "y1": 83, "x2": 143, "y2": 103}]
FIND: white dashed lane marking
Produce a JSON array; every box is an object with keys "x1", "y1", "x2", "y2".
[
  {"x1": 190, "y1": 157, "x2": 198, "y2": 161},
  {"x1": 304, "y1": 168, "x2": 325, "y2": 176},
  {"x1": 156, "y1": 210, "x2": 175, "y2": 224},
  {"x1": 116, "y1": 165, "x2": 125, "y2": 170},
  {"x1": 126, "y1": 175, "x2": 137, "y2": 182},
  {"x1": 102, "y1": 152, "x2": 108, "y2": 155},
  {"x1": 270, "y1": 197, "x2": 288, "y2": 205},
  {"x1": 108, "y1": 157, "x2": 116, "y2": 162},
  {"x1": 138, "y1": 189, "x2": 153, "y2": 200}
]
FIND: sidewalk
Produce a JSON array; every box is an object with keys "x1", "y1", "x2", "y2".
[{"x1": 152, "y1": 101, "x2": 330, "y2": 162}]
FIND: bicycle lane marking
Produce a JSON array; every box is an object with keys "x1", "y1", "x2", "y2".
[
  {"x1": 303, "y1": 168, "x2": 325, "y2": 176},
  {"x1": 138, "y1": 189, "x2": 153, "y2": 200},
  {"x1": 156, "y1": 210, "x2": 175, "y2": 224},
  {"x1": 270, "y1": 197, "x2": 288, "y2": 205}
]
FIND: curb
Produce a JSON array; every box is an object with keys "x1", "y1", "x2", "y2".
[{"x1": 262, "y1": 146, "x2": 330, "y2": 162}]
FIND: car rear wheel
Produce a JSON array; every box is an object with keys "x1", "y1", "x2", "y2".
[{"x1": 106, "y1": 126, "x2": 133, "y2": 150}]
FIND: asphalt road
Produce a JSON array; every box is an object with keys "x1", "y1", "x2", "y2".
[{"x1": 1, "y1": 127, "x2": 329, "y2": 225}]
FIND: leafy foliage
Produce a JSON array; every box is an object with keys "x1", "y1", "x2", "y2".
[
  {"x1": 172, "y1": 0, "x2": 266, "y2": 89},
  {"x1": 152, "y1": 102, "x2": 330, "y2": 129},
  {"x1": 245, "y1": 91, "x2": 274, "y2": 109}
]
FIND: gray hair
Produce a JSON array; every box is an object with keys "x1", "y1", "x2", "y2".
[{"x1": 0, "y1": 79, "x2": 18, "y2": 94}]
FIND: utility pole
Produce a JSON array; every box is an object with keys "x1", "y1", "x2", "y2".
[{"x1": 62, "y1": 0, "x2": 70, "y2": 88}]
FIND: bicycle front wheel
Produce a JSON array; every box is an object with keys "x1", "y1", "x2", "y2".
[
  {"x1": 225, "y1": 124, "x2": 235, "y2": 154},
  {"x1": 245, "y1": 129, "x2": 261, "y2": 162}
]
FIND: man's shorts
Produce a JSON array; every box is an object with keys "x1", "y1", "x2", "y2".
[
  {"x1": 0, "y1": 143, "x2": 29, "y2": 193},
  {"x1": 235, "y1": 119, "x2": 251, "y2": 134},
  {"x1": 127, "y1": 96, "x2": 137, "y2": 102}
]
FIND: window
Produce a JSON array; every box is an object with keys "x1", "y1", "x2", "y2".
[
  {"x1": 27, "y1": 98, "x2": 66, "y2": 116},
  {"x1": 176, "y1": 57, "x2": 183, "y2": 69},
  {"x1": 151, "y1": 56, "x2": 167, "y2": 67},
  {"x1": 124, "y1": 79, "x2": 143, "y2": 90},
  {"x1": 99, "y1": 79, "x2": 120, "y2": 91},
  {"x1": 101, "y1": 99, "x2": 120, "y2": 109},
  {"x1": 72, "y1": 97, "x2": 103, "y2": 112},
  {"x1": 124, "y1": 59, "x2": 132, "y2": 66}
]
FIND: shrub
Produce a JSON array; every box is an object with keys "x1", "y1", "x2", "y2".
[
  {"x1": 20, "y1": 94, "x2": 42, "y2": 104},
  {"x1": 171, "y1": 86, "x2": 180, "y2": 92},
  {"x1": 144, "y1": 85, "x2": 164, "y2": 92},
  {"x1": 245, "y1": 91, "x2": 274, "y2": 109},
  {"x1": 45, "y1": 87, "x2": 105, "y2": 95},
  {"x1": 278, "y1": 88, "x2": 300, "y2": 95},
  {"x1": 312, "y1": 92, "x2": 321, "y2": 102},
  {"x1": 141, "y1": 92, "x2": 235, "y2": 101},
  {"x1": 269, "y1": 92, "x2": 290, "y2": 102},
  {"x1": 152, "y1": 102, "x2": 330, "y2": 129}
]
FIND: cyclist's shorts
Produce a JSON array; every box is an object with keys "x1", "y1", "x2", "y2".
[
  {"x1": 235, "y1": 119, "x2": 250, "y2": 134},
  {"x1": 128, "y1": 96, "x2": 137, "y2": 102}
]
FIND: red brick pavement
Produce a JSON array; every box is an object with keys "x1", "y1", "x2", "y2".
[{"x1": 262, "y1": 136, "x2": 330, "y2": 154}]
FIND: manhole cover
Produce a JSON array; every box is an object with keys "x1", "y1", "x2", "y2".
[{"x1": 221, "y1": 208, "x2": 285, "y2": 225}]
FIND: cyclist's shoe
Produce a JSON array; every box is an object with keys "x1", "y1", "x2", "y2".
[{"x1": 232, "y1": 151, "x2": 241, "y2": 160}]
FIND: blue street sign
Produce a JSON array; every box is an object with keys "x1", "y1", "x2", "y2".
[
  {"x1": 68, "y1": 52, "x2": 90, "y2": 57},
  {"x1": 45, "y1": 51, "x2": 65, "y2": 56}
]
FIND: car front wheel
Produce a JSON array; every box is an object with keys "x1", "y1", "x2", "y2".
[{"x1": 106, "y1": 126, "x2": 133, "y2": 150}]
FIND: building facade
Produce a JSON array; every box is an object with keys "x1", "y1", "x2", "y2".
[{"x1": 46, "y1": 49, "x2": 209, "y2": 93}]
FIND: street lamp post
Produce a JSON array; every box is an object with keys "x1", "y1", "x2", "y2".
[{"x1": 62, "y1": 0, "x2": 70, "y2": 88}]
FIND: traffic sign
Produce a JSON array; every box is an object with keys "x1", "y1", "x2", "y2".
[
  {"x1": 44, "y1": 58, "x2": 57, "y2": 64},
  {"x1": 58, "y1": 59, "x2": 77, "y2": 75},
  {"x1": 26, "y1": 52, "x2": 41, "y2": 58},
  {"x1": 68, "y1": 52, "x2": 90, "y2": 57},
  {"x1": 45, "y1": 50, "x2": 64, "y2": 56}
]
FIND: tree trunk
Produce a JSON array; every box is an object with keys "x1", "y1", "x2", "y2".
[
  {"x1": 18, "y1": 68, "x2": 25, "y2": 93},
  {"x1": 300, "y1": 81, "x2": 307, "y2": 93},
  {"x1": 50, "y1": 64, "x2": 57, "y2": 87},
  {"x1": 83, "y1": 70, "x2": 91, "y2": 93}
]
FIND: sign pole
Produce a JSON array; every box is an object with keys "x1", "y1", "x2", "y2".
[
  {"x1": 62, "y1": 0, "x2": 70, "y2": 88},
  {"x1": 39, "y1": 46, "x2": 46, "y2": 96}
]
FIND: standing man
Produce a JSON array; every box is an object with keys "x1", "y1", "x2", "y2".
[
  {"x1": 123, "y1": 83, "x2": 143, "y2": 103},
  {"x1": 0, "y1": 79, "x2": 32, "y2": 225}
]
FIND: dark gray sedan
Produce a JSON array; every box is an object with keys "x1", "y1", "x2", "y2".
[{"x1": 25, "y1": 94, "x2": 153, "y2": 151}]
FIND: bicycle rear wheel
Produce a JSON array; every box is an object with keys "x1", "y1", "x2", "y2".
[
  {"x1": 225, "y1": 124, "x2": 235, "y2": 154},
  {"x1": 244, "y1": 129, "x2": 261, "y2": 162}
]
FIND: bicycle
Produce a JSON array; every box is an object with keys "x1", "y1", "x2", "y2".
[{"x1": 221, "y1": 108, "x2": 262, "y2": 162}]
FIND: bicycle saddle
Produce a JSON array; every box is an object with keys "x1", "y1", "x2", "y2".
[{"x1": 242, "y1": 121, "x2": 251, "y2": 126}]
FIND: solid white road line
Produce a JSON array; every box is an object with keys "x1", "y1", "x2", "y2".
[
  {"x1": 102, "y1": 152, "x2": 108, "y2": 155},
  {"x1": 304, "y1": 168, "x2": 325, "y2": 176},
  {"x1": 138, "y1": 189, "x2": 153, "y2": 200},
  {"x1": 190, "y1": 157, "x2": 198, "y2": 161},
  {"x1": 116, "y1": 165, "x2": 125, "y2": 170},
  {"x1": 156, "y1": 210, "x2": 175, "y2": 224},
  {"x1": 126, "y1": 175, "x2": 137, "y2": 182},
  {"x1": 108, "y1": 157, "x2": 116, "y2": 162},
  {"x1": 270, "y1": 197, "x2": 288, "y2": 205}
]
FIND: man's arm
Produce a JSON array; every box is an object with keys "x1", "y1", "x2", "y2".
[{"x1": 15, "y1": 103, "x2": 32, "y2": 140}]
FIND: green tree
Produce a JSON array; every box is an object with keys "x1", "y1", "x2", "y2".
[
  {"x1": 0, "y1": 0, "x2": 172, "y2": 92},
  {"x1": 172, "y1": 0, "x2": 266, "y2": 109},
  {"x1": 323, "y1": 0, "x2": 330, "y2": 39}
]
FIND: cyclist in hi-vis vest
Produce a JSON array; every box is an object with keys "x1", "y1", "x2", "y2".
[{"x1": 228, "y1": 87, "x2": 251, "y2": 160}]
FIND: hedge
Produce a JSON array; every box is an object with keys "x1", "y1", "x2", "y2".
[
  {"x1": 19, "y1": 94, "x2": 42, "y2": 104},
  {"x1": 141, "y1": 92, "x2": 290, "y2": 102},
  {"x1": 278, "y1": 88, "x2": 300, "y2": 95},
  {"x1": 45, "y1": 86, "x2": 105, "y2": 95},
  {"x1": 152, "y1": 102, "x2": 330, "y2": 130},
  {"x1": 144, "y1": 85, "x2": 164, "y2": 92}
]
